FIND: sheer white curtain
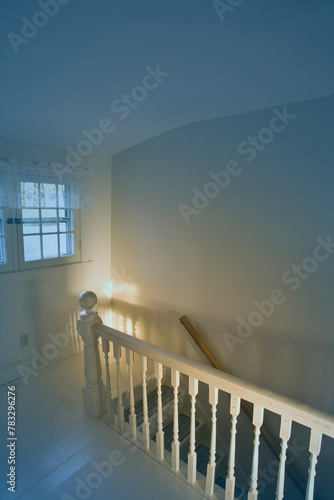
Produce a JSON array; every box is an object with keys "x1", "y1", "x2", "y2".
[{"x1": 0, "y1": 159, "x2": 93, "y2": 209}]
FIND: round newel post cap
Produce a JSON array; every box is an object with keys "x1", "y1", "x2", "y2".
[{"x1": 79, "y1": 291, "x2": 98, "y2": 319}]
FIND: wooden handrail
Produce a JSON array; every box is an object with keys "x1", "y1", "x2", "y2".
[
  {"x1": 95, "y1": 324, "x2": 334, "y2": 439},
  {"x1": 179, "y1": 315, "x2": 225, "y2": 371},
  {"x1": 179, "y1": 314, "x2": 306, "y2": 497},
  {"x1": 79, "y1": 291, "x2": 334, "y2": 499}
]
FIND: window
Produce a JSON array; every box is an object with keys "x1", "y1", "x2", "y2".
[
  {"x1": 0, "y1": 208, "x2": 14, "y2": 272},
  {"x1": 0, "y1": 158, "x2": 92, "y2": 273},
  {"x1": 0, "y1": 209, "x2": 5, "y2": 263},
  {"x1": 0, "y1": 181, "x2": 81, "y2": 272}
]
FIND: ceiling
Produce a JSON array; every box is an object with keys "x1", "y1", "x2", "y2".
[{"x1": 1, "y1": 0, "x2": 334, "y2": 157}]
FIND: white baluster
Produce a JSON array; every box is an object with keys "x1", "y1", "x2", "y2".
[
  {"x1": 306, "y1": 430, "x2": 322, "y2": 500},
  {"x1": 126, "y1": 349, "x2": 137, "y2": 440},
  {"x1": 188, "y1": 377, "x2": 199, "y2": 484},
  {"x1": 77, "y1": 291, "x2": 105, "y2": 419},
  {"x1": 113, "y1": 343, "x2": 125, "y2": 431},
  {"x1": 248, "y1": 405, "x2": 264, "y2": 500},
  {"x1": 275, "y1": 417, "x2": 292, "y2": 500},
  {"x1": 206, "y1": 386, "x2": 219, "y2": 496},
  {"x1": 140, "y1": 356, "x2": 150, "y2": 450},
  {"x1": 171, "y1": 369, "x2": 180, "y2": 472},
  {"x1": 102, "y1": 338, "x2": 113, "y2": 424},
  {"x1": 154, "y1": 361, "x2": 164, "y2": 460},
  {"x1": 225, "y1": 396, "x2": 241, "y2": 500}
]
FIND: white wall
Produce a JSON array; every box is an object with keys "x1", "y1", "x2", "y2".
[
  {"x1": 110, "y1": 96, "x2": 334, "y2": 498},
  {"x1": 0, "y1": 137, "x2": 112, "y2": 385},
  {"x1": 110, "y1": 95, "x2": 334, "y2": 415}
]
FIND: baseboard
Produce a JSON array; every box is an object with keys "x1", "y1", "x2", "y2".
[{"x1": 0, "y1": 338, "x2": 84, "y2": 387}]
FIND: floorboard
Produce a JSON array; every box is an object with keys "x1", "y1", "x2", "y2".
[{"x1": 0, "y1": 351, "x2": 209, "y2": 500}]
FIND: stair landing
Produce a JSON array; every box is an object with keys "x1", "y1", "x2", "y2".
[{"x1": 0, "y1": 352, "x2": 211, "y2": 500}]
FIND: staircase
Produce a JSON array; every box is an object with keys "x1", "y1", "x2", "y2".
[
  {"x1": 121, "y1": 385, "x2": 246, "y2": 498},
  {"x1": 77, "y1": 291, "x2": 334, "y2": 500},
  {"x1": 103, "y1": 383, "x2": 246, "y2": 498}
]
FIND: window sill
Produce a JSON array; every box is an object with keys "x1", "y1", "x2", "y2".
[{"x1": 0, "y1": 260, "x2": 93, "y2": 283}]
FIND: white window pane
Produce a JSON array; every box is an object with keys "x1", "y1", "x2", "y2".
[
  {"x1": 0, "y1": 210, "x2": 4, "y2": 236},
  {"x1": 42, "y1": 208, "x2": 57, "y2": 218},
  {"x1": 59, "y1": 210, "x2": 73, "y2": 232},
  {"x1": 22, "y1": 208, "x2": 39, "y2": 219},
  {"x1": 24, "y1": 235, "x2": 41, "y2": 261},
  {"x1": 41, "y1": 209, "x2": 57, "y2": 233},
  {"x1": 42, "y1": 234, "x2": 58, "y2": 259},
  {"x1": 60, "y1": 233, "x2": 74, "y2": 256},
  {"x1": 21, "y1": 182, "x2": 39, "y2": 208},
  {"x1": 40, "y1": 183, "x2": 57, "y2": 208},
  {"x1": 58, "y1": 185, "x2": 65, "y2": 208},
  {"x1": 42, "y1": 224, "x2": 57, "y2": 234},
  {"x1": 23, "y1": 224, "x2": 40, "y2": 235},
  {"x1": 0, "y1": 237, "x2": 6, "y2": 264},
  {"x1": 58, "y1": 184, "x2": 72, "y2": 208},
  {"x1": 22, "y1": 209, "x2": 40, "y2": 234}
]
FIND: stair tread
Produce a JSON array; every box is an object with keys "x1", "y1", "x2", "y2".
[
  {"x1": 124, "y1": 385, "x2": 174, "y2": 426},
  {"x1": 152, "y1": 413, "x2": 200, "y2": 452}
]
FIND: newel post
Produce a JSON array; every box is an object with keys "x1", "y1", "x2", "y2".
[{"x1": 77, "y1": 291, "x2": 106, "y2": 419}]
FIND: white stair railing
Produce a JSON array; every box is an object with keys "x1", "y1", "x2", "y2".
[
  {"x1": 206, "y1": 386, "x2": 219, "y2": 496},
  {"x1": 187, "y1": 376, "x2": 199, "y2": 484},
  {"x1": 140, "y1": 355, "x2": 150, "y2": 450},
  {"x1": 126, "y1": 349, "x2": 137, "y2": 439},
  {"x1": 225, "y1": 396, "x2": 241, "y2": 500},
  {"x1": 276, "y1": 417, "x2": 292, "y2": 500},
  {"x1": 77, "y1": 292, "x2": 334, "y2": 499},
  {"x1": 171, "y1": 368, "x2": 180, "y2": 472},
  {"x1": 154, "y1": 361, "x2": 165, "y2": 461}
]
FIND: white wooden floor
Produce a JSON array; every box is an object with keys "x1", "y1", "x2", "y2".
[{"x1": 0, "y1": 351, "x2": 208, "y2": 500}]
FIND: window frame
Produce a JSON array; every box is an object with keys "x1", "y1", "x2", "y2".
[
  {"x1": 0, "y1": 207, "x2": 14, "y2": 273},
  {"x1": 17, "y1": 207, "x2": 81, "y2": 271},
  {"x1": 0, "y1": 180, "x2": 82, "y2": 274}
]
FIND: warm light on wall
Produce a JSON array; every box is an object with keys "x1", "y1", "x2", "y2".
[{"x1": 101, "y1": 279, "x2": 137, "y2": 299}]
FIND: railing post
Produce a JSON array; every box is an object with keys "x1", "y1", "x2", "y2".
[
  {"x1": 275, "y1": 417, "x2": 292, "y2": 500},
  {"x1": 126, "y1": 348, "x2": 137, "y2": 440},
  {"x1": 248, "y1": 405, "x2": 264, "y2": 500},
  {"x1": 206, "y1": 386, "x2": 219, "y2": 497},
  {"x1": 306, "y1": 429, "x2": 322, "y2": 500},
  {"x1": 114, "y1": 344, "x2": 125, "y2": 431},
  {"x1": 225, "y1": 396, "x2": 241, "y2": 500},
  {"x1": 140, "y1": 356, "x2": 150, "y2": 450},
  {"x1": 188, "y1": 377, "x2": 199, "y2": 484},
  {"x1": 77, "y1": 291, "x2": 106, "y2": 419},
  {"x1": 171, "y1": 369, "x2": 180, "y2": 472},
  {"x1": 155, "y1": 361, "x2": 165, "y2": 461}
]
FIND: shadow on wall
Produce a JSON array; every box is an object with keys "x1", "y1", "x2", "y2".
[
  {"x1": 102, "y1": 297, "x2": 334, "y2": 500},
  {"x1": 103, "y1": 298, "x2": 334, "y2": 418},
  {"x1": 105, "y1": 298, "x2": 206, "y2": 365}
]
